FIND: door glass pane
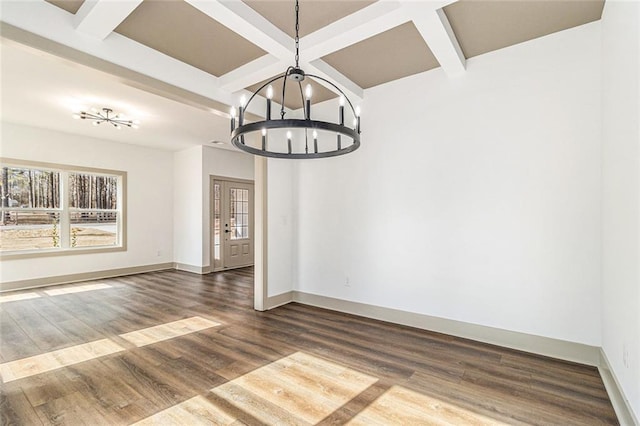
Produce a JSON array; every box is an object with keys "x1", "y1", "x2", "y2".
[
  {"x1": 213, "y1": 183, "x2": 221, "y2": 261},
  {"x1": 229, "y1": 188, "x2": 249, "y2": 240}
]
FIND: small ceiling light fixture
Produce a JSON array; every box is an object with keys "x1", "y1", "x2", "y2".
[
  {"x1": 72, "y1": 107, "x2": 139, "y2": 130},
  {"x1": 230, "y1": 0, "x2": 360, "y2": 159}
]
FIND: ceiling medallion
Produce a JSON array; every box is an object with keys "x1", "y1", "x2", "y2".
[
  {"x1": 72, "y1": 107, "x2": 139, "y2": 130},
  {"x1": 230, "y1": 0, "x2": 360, "y2": 159}
]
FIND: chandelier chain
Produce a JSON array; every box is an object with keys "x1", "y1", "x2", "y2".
[{"x1": 294, "y1": 0, "x2": 300, "y2": 68}]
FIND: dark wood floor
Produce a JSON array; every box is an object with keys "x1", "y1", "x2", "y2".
[{"x1": 0, "y1": 267, "x2": 618, "y2": 425}]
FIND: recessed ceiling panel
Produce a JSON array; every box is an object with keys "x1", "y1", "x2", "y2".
[
  {"x1": 246, "y1": 75, "x2": 337, "y2": 110},
  {"x1": 321, "y1": 21, "x2": 439, "y2": 89},
  {"x1": 444, "y1": 0, "x2": 605, "y2": 59},
  {"x1": 45, "y1": 0, "x2": 85, "y2": 14},
  {"x1": 243, "y1": 0, "x2": 377, "y2": 38},
  {"x1": 115, "y1": 0, "x2": 266, "y2": 77}
]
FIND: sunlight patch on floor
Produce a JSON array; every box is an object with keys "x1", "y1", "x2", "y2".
[
  {"x1": 119, "y1": 316, "x2": 221, "y2": 347},
  {"x1": 132, "y1": 395, "x2": 236, "y2": 426},
  {"x1": 44, "y1": 282, "x2": 112, "y2": 296},
  {"x1": 0, "y1": 339, "x2": 125, "y2": 383},
  {"x1": 0, "y1": 292, "x2": 41, "y2": 303},
  {"x1": 347, "y1": 385, "x2": 508, "y2": 425},
  {"x1": 213, "y1": 351, "x2": 378, "y2": 424}
]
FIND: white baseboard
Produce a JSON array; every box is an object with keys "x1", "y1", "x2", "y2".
[
  {"x1": 0, "y1": 262, "x2": 174, "y2": 292},
  {"x1": 173, "y1": 262, "x2": 212, "y2": 275},
  {"x1": 598, "y1": 349, "x2": 638, "y2": 426},
  {"x1": 266, "y1": 291, "x2": 294, "y2": 309}
]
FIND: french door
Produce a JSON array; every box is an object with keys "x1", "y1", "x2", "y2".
[{"x1": 212, "y1": 178, "x2": 254, "y2": 271}]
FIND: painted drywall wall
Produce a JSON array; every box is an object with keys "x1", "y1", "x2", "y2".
[
  {"x1": 173, "y1": 145, "x2": 203, "y2": 268},
  {"x1": 601, "y1": 0, "x2": 640, "y2": 419},
  {"x1": 0, "y1": 122, "x2": 173, "y2": 283},
  {"x1": 295, "y1": 22, "x2": 603, "y2": 345}
]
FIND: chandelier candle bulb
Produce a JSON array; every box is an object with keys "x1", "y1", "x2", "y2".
[
  {"x1": 337, "y1": 134, "x2": 342, "y2": 150},
  {"x1": 266, "y1": 85, "x2": 273, "y2": 120},
  {"x1": 239, "y1": 95, "x2": 246, "y2": 125},
  {"x1": 339, "y1": 96, "x2": 345, "y2": 125},
  {"x1": 305, "y1": 84, "x2": 312, "y2": 120},
  {"x1": 313, "y1": 130, "x2": 318, "y2": 153},
  {"x1": 230, "y1": 107, "x2": 236, "y2": 131},
  {"x1": 262, "y1": 128, "x2": 267, "y2": 150},
  {"x1": 287, "y1": 131, "x2": 292, "y2": 154}
]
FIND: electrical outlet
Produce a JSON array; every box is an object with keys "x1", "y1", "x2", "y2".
[
  {"x1": 156, "y1": 250, "x2": 162, "y2": 257},
  {"x1": 345, "y1": 276, "x2": 350, "y2": 287},
  {"x1": 623, "y1": 344, "x2": 629, "y2": 368}
]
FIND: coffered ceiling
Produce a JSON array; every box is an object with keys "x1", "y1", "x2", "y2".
[{"x1": 3, "y1": 0, "x2": 604, "y2": 148}]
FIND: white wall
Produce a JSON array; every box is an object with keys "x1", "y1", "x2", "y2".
[
  {"x1": 601, "y1": 0, "x2": 640, "y2": 419},
  {"x1": 173, "y1": 145, "x2": 203, "y2": 267},
  {"x1": 295, "y1": 22, "x2": 603, "y2": 345},
  {"x1": 1, "y1": 122, "x2": 174, "y2": 282}
]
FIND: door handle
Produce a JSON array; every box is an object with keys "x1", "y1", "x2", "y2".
[{"x1": 224, "y1": 229, "x2": 231, "y2": 233}]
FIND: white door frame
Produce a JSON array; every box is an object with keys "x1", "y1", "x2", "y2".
[{"x1": 210, "y1": 175, "x2": 255, "y2": 272}]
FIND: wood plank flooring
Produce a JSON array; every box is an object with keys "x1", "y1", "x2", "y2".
[{"x1": 0, "y1": 268, "x2": 618, "y2": 425}]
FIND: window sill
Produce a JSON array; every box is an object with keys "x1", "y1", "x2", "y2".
[{"x1": 0, "y1": 245, "x2": 126, "y2": 260}]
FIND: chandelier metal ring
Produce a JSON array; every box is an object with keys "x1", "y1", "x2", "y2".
[{"x1": 231, "y1": 119, "x2": 360, "y2": 159}]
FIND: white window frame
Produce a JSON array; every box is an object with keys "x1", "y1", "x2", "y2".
[{"x1": 0, "y1": 158, "x2": 127, "y2": 259}]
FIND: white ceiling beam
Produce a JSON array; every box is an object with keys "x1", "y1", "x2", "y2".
[
  {"x1": 218, "y1": 55, "x2": 287, "y2": 93},
  {"x1": 74, "y1": 0, "x2": 143, "y2": 40},
  {"x1": 185, "y1": 0, "x2": 292, "y2": 59},
  {"x1": 307, "y1": 59, "x2": 363, "y2": 103},
  {"x1": 301, "y1": 2, "x2": 409, "y2": 62},
  {"x1": 408, "y1": 4, "x2": 466, "y2": 76}
]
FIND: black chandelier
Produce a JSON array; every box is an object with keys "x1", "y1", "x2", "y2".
[
  {"x1": 72, "y1": 108, "x2": 139, "y2": 130},
  {"x1": 230, "y1": 0, "x2": 361, "y2": 159}
]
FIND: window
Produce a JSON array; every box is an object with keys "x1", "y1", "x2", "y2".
[{"x1": 0, "y1": 159, "x2": 126, "y2": 257}]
